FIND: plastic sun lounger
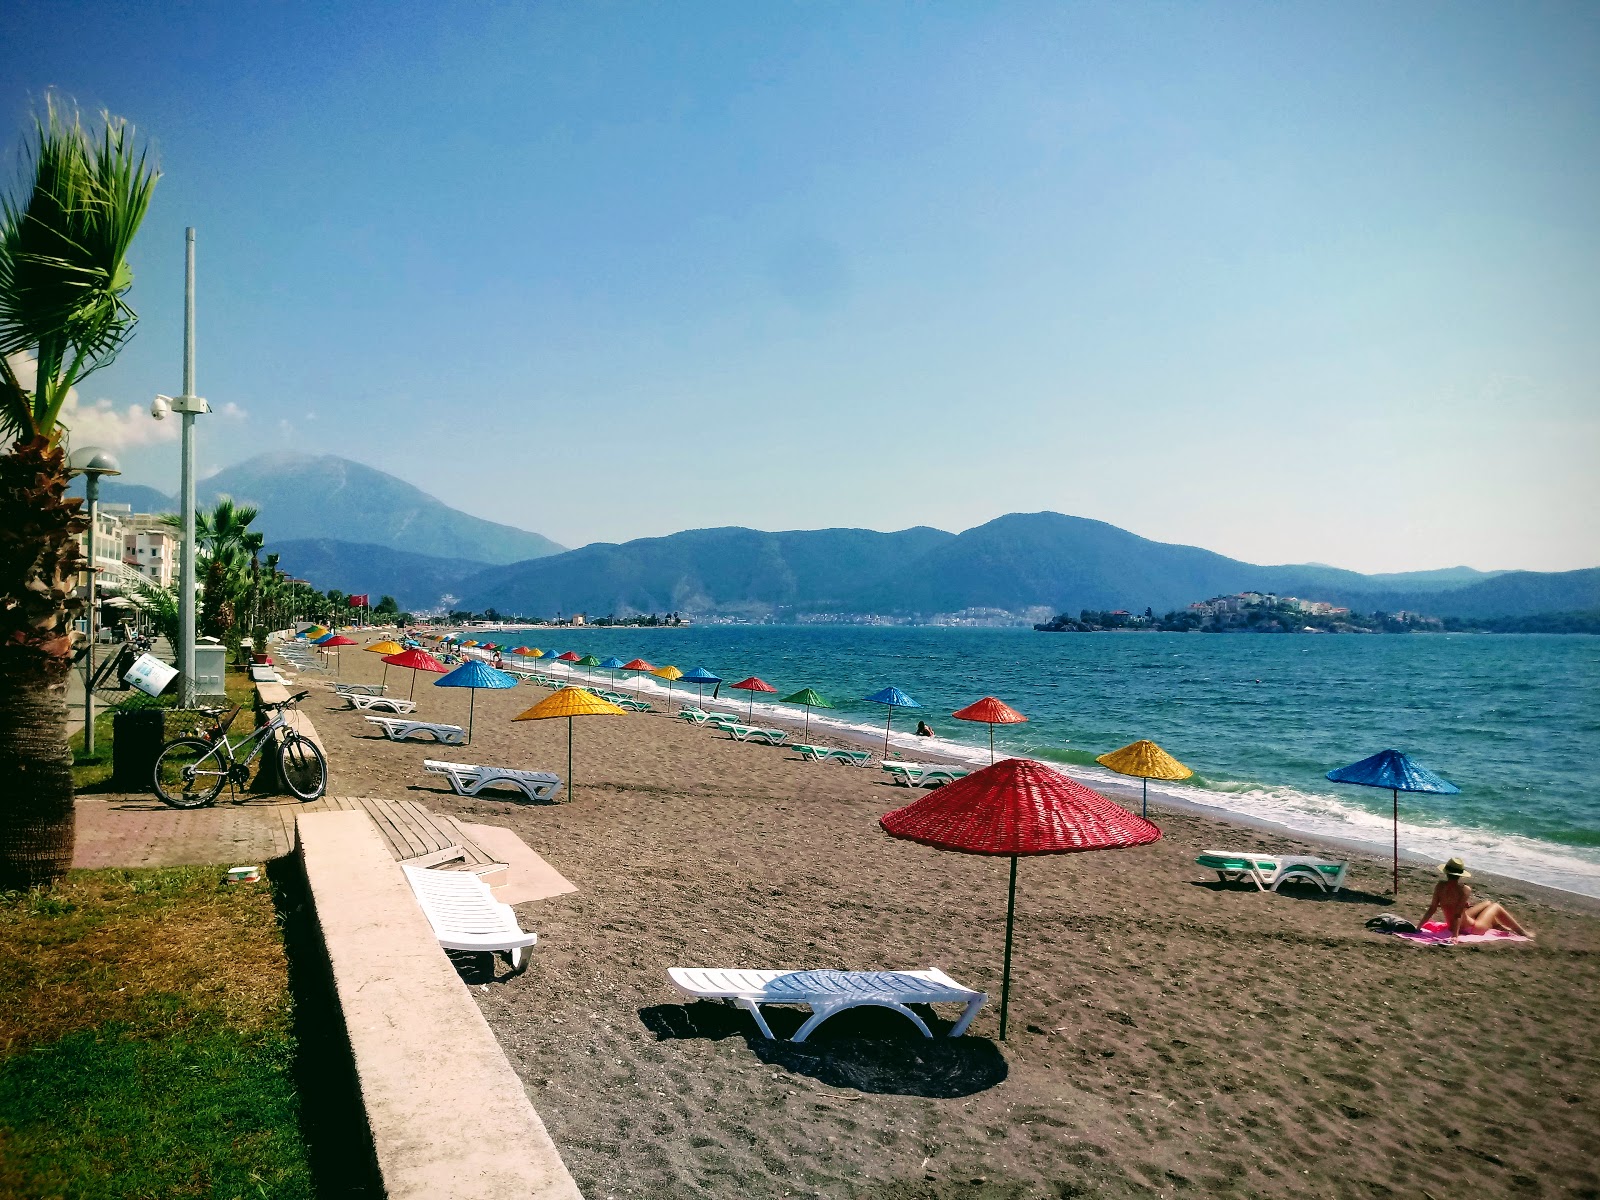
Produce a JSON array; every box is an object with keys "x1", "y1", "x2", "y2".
[
  {"x1": 881, "y1": 762, "x2": 970, "y2": 787},
  {"x1": 676, "y1": 709, "x2": 715, "y2": 724},
  {"x1": 795, "y1": 745, "x2": 874, "y2": 767},
  {"x1": 346, "y1": 693, "x2": 418, "y2": 715},
  {"x1": 724, "y1": 724, "x2": 789, "y2": 745},
  {"x1": 708, "y1": 714, "x2": 747, "y2": 731},
  {"x1": 1196, "y1": 850, "x2": 1350, "y2": 894},
  {"x1": 402, "y1": 865, "x2": 538, "y2": 973},
  {"x1": 363, "y1": 715, "x2": 467, "y2": 745},
  {"x1": 667, "y1": 967, "x2": 987, "y2": 1042},
  {"x1": 333, "y1": 682, "x2": 388, "y2": 696},
  {"x1": 423, "y1": 759, "x2": 563, "y2": 803}
]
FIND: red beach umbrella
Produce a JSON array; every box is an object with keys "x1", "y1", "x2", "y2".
[
  {"x1": 730, "y1": 676, "x2": 777, "y2": 719},
  {"x1": 952, "y1": 696, "x2": 1029, "y2": 765},
  {"x1": 881, "y1": 757, "x2": 1161, "y2": 1039},
  {"x1": 621, "y1": 658, "x2": 656, "y2": 696},
  {"x1": 319, "y1": 634, "x2": 357, "y2": 677},
  {"x1": 381, "y1": 647, "x2": 449, "y2": 699}
]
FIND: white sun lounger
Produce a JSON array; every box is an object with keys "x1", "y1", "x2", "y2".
[
  {"x1": 882, "y1": 762, "x2": 970, "y2": 787},
  {"x1": 423, "y1": 759, "x2": 563, "y2": 803},
  {"x1": 1196, "y1": 850, "x2": 1350, "y2": 894},
  {"x1": 364, "y1": 715, "x2": 467, "y2": 745},
  {"x1": 667, "y1": 967, "x2": 987, "y2": 1042},
  {"x1": 333, "y1": 682, "x2": 388, "y2": 696},
  {"x1": 346, "y1": 693, "x2": 418, "y2": 714},
  {"x1": 724, "y1": 724, "x2": 789, "y2": 745},
  {"x1": 794, "y1": 744, "x2": 874, "y2": 767},
  {"x1": 402, "y1": 865, "x2": 538, "y2": 973},
  {"x1": 677, "y1": 708, "x2": 716, "y2": 725}
]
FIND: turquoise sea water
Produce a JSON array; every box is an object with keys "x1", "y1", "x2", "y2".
[{"x1": 474, "y1": 627, "x2": 1600, "y2": 896}]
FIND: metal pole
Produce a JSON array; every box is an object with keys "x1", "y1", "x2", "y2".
[
  {"x1": 568, "y1": 716, "x2": 574, "y2": 797},
  {"x1": 467, "y1": 689, "x2": 476, "y2": 744},
  {"x1": 84, "y1": 475, "x2": 99, "y2": 755},
  {"x1": 999, "y1": 855, "x2": 1018, "y2": 1040},
  {"x1": 883, "y1": 708, "x2": 892, "y2": 757},
  {"x1": 178, "y1": 228, "x2": 198, "y2": 706},
  {"x1": 1392, "y1": 788, "x2": 1399, "y2": 895},
  {"x1": 1142, "y1": 776, "x2": 1149, "y2": 819}
]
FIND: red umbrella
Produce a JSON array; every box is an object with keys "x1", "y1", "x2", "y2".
[
  {"x1": 730, "y1": 676, "x2": 776, "y2": 719},
  {"x1": 382, "y1": 647, "x2": 449, "y2": 698},
  {"x1": 952, "y1": 696, "x2": 1029, "y2": 764},
  {"x1": 881, "y1": 757, "x2": 1160, "y2": 1039},
  {"x1": 621, "y1": 658, "x2": 656, "y2": 696},
  {"x1": 320, "y1": 634, "x2": 357, "y2": 677}
]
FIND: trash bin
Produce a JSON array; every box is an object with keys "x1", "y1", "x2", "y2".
[{"x1": 112, "y1": 708, "x2": 167, "y2": 792}]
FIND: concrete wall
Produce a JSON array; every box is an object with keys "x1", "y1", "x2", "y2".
[{"x1": 296, "y1": 810, "x2": 581, "y2": 1199}]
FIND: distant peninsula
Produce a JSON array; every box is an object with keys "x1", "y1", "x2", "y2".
[{"x1": 1035, "y1": 592, "x2": 1600, "y2": 635}]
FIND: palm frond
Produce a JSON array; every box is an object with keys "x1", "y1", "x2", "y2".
[{"x1": 0, "y1": 96, "x2": 159, "y2": 437}]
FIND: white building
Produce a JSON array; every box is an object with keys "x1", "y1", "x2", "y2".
[{"x1": 123, "y1": 514, "x2": 178, "y2": 588}]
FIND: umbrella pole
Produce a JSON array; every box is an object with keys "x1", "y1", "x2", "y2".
[
  {"x1": 568, "y1": 716, "x2": 575, "y2": 798},
  {"x1": 409, "y1": 669, "x2": 417, "y2": 700},
  {"x1": 382, "y1": 663, "x2": 389, "y2": 690},
  {"x1": 1392, "y1": 788, "x2": 1399, "y2": 895},
  {"x1": 1142, "y1": 776, "x2": 1149, "y2": 819},
  {"x1": 989, "y1": 724, "x2": 995, "y2": 765},
  {"x1": 468, "y1": 689, "x2": 476, "y2": 744},
  {"x1": 999, "y1": 854, "x2": 1018, "y2": 1041},
  {"x1": 805, "y1": 706, "x2": 810, "y2": 739},
  {"x1": 883, "y1": 709, "x2": 892, "y2": 757}
]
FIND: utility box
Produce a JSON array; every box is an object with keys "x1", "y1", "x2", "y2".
[{"x1": 193, "y1": 642, "x2": 228, "y2": 701}]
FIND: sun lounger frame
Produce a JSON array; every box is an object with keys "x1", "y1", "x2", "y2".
[
  {"x1": 881, "y1": 761, "x2": 970, "y2": 787},
  {"x1": 667, "y1": 966, "x2": 987, "y2": 1042},
  {"x1": 364, "y1": 715, "x2": 467, "y2": 745},
  {"x1": 423, "y1": 759, "x2": 563, "y2": 803},
  {"x1": 402, "y1": 864, "x2": 537, "y2": 972},
  {"x1": 347, "y1": 693, "x2": 418, "y2": 715},
  {"x1": 1197, "y1": 850, "x2": 1349, "y2": 894}
]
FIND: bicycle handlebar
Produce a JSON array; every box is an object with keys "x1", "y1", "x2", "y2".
[{"x1": 262, "y1": 690, "x2": 310, "y2": 709}]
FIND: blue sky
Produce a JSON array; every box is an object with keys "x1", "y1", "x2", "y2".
[{"x1": 8, "y1": 1, "x2": 1598, "y2": 572}]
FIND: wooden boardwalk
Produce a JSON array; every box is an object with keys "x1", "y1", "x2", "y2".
[{"x1": 282, "y1": 795, "x2": 503, "y2": 872}]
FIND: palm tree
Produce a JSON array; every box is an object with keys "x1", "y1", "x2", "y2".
[{"x1": 0, "y1": 101, "x2": 157, "y2": 890}]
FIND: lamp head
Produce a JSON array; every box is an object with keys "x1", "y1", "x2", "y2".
[
  {"x1": 68, "y1": 446, "x2": 121, "y2": 478},
  {"x1": 151, "y1": 395, "x2": 171, "y2": 420}
]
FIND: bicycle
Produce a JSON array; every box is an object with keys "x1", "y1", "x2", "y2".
[{"x1": 152, "y1": 690, "x2": 327, "y2": 807}]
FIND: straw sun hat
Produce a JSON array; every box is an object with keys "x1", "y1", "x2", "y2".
[{"x1": 1440, "y1": 856, "x2": 1471, "y2": 879}]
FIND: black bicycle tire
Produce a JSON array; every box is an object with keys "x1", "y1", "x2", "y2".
[
  {"x1": 278, "y1": 733, "x2": 328, "y2": 801},
  {"x1": 153, "y1": 738, "x2": 228, "y2": 808}
]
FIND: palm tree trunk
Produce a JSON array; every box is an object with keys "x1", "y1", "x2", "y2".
[{"x1": 0, "y1": 437, "x2": 85, "y2": 889}]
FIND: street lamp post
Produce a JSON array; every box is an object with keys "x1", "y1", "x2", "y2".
[
  {"x1": 153, "y1": 228, "x2": 208, "y2": 706},
  {"x1": 69, "y1": 447, "x2": 121, "y2": 756}
]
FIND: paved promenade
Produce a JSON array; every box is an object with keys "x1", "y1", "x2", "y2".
[{"x1": 73, "y1": 796, "x2": 294, "y2": 869}]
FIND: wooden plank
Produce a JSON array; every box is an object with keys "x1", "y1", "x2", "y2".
[
  {"x1": 376, "y1": 798, "x2": 452, "y2": 857},
  {"x1": 403, "y1": 804, "x2": 495, "y2": 866},
  {"x1": 360, "y1": 798, "x2": 430, "y2": 859}
]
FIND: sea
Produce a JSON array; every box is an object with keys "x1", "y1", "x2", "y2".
[{"x1": 471, "y1": 626, "x2": 1600, "y2": 899}]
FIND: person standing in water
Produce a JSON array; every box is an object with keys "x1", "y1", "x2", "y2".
[{"x1": 1419, "y1": 857, "x2": 1533, "y2": 941}]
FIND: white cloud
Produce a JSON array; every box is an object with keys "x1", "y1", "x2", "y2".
[{"x1": 6, "y1": 352, "x2": 176, "y2": 451}]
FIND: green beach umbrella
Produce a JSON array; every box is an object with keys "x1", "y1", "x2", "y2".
[{"x1": 781, "y1": 688, "x2": 834, "y2": 740}]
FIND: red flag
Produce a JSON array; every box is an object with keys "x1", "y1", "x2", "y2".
[{"x1": 349, "y1": 594, "x2": 369, "y2": 608}]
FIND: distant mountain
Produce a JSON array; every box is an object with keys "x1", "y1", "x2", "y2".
[
  {"x1": 197, "y1": 453, "x2": 563, "y2": 564},
  {"x1": 458, "y1": 511, "x2": 1597, "y2": 622},
  {"x1": 271, "y1": 539, "x2": 488, "y2": 612},
  {"x1": 69, "y1": 478, "x2": 175, "y2": 514},
  {"x1": 458, "y1": 526, "x2": 955, "y2": 617}
]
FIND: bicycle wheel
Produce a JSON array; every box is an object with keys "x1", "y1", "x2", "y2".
[
  {"x1": 278, "y1": 733, "x2": 327, "y2": 801},
  {"x1": 153, "y1": 739, "x2": 228, "y2": 808}
]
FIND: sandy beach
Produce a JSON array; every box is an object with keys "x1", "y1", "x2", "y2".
[{"x1": 300, "y1": 636, "x2": 1600, "y2": 1199}]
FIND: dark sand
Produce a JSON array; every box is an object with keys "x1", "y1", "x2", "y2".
[{"x1": 302, "y1": 637, "x2": 1600, "y2": 1199}]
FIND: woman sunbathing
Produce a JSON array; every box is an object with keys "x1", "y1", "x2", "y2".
[{"x1": 1419, "y1": 857, "x2": 1533, "y2": 941}]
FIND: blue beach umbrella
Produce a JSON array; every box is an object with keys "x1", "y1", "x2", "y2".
[
  {"x1": 680, "y1": 665, "x2": 721, "y2": 707},
  {"x1": 864, "y1": 686, "x2": 921, "y2": 757},
  {"x1": 435, "y1": 659, "x2": 518, "y2": 744},
  {"x1": 1327, "y1": 749, "x2": 1459, "y2": 896},
  {"x1": 599, "y1": 656, "x2": 626, "y2": 687}
]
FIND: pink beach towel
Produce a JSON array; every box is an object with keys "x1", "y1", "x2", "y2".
[{"x1": 1393, "y1": 921, "x2": 1529, "y2": 947}]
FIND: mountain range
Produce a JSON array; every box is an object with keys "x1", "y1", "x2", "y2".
[{"x1": 83, "y1": 453, "x2": 1598, "y2": 621}]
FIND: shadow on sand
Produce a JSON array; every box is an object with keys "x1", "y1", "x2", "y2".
[{"x1": 638, "y1": 1001, "x2": 1008, "y2": 1097}]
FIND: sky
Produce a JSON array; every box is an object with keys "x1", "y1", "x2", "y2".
[{"x1": 8, "y1": 1, "x2": 1598, "y2": 573}]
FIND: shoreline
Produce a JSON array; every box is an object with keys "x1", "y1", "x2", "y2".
[{"x1": 426, "y1": 627, "x2": 1600, "y2": 903}]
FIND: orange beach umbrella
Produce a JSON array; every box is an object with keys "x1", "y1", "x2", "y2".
[
  {"x1": 952, "y1": 696, "x2": 1029, "y2": 765},
  {"x1": 364, "y1": 639, "x2": 404, "y2": 689}
]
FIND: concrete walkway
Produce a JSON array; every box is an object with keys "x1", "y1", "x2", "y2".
[{"x1": 73, "y1": 796, "x2": 293, "y2": 869}]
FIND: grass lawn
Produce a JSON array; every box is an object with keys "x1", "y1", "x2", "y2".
[{"x1": 0, "y1": 867, "x2": 317, "y2": 1198}]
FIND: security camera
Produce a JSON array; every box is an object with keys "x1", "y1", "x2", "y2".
[{"x1": 151, "y1": 395, "x2": 171, "y2": 420}]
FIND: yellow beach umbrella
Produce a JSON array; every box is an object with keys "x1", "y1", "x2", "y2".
[
  {"x1": 652, "y1": 664, "x2": 683, "y2": 711},
  {"x1": 513, "y1": 686, "x2": 626, "y2": 798},
  {"x1": 364, "y1": 639, "x2": 404, "y2": 688},
  {"x1": 1096, "y1": 739, "x2": 1193, "y2": 819}
]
